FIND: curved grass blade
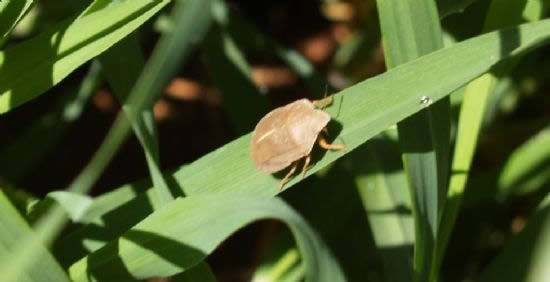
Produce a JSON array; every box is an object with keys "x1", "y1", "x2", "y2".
[
  {"x1": 0, "y1": 0, "x2": 170, "y2": 114},
  {"x1": 171, "y1": 261, "x2": 218, "y2": 282},
  {"x1": 0, "y1": 61, "x2": 101, "y2": 181},
  {"x1": 0, "y1": 0, "x2": 213, "y2": 279},
  {"x1": 465, "y1": 126, "x2": 550, "y2": 205},
  {"x1": 282, "y1": 157, "x2": 380, "y2": 281},
  {"x1": 496, "y1": 127, "x2": 550, "y2": 200},
  {"x1": 53, "y1": 19, "x2": 550, "y2": 262},
  {"x1": 255, "y1": 248, "x2": 302, "y2": 282},
  {"x1": 68, "y1": 195, "x2": 345, "y2": 282},
  {"x1": 478, "y1": 194, "x2": 550, "y2": 282},
  {"x1": 63, "y1": 0, "x2": 177, "y2": 204},
  {"x1": 0, "y1": 189, "x2": 69, "y2": 282},
  {"x1": 1, "y1": 184, "x2": 39, "y2": 218},
  {"x1": 0, "y1": 0, "x2": 34, "y2": 47}
]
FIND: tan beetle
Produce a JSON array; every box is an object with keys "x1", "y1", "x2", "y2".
[{"x1": 251, "y1": 97, "x2": 346, "y2": 189}]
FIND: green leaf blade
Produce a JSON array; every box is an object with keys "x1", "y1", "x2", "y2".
[
  {"x1": 0, "y1": 0, "x2": 170, "y2": 114},
  {"x1": 376, "y1": 0, "x2": 448, "y2": 280},
  {"x1": 53, "y1": 19, "x2": 550, "y2": 267},
  {"x1": 68, "y1": 195, "x2": 345, "y2": 282},
  {"x1": 479, "y1": 194, "x2": 550, "y2": 282},
  {"x1": 0, "y1": 189, "x2": 69, "y2": 282}
]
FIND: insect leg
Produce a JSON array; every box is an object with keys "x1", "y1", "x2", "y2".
[
  {"x1": 318, "y1": 135, "x2": 346, "y2": 151},
  {"x1": 301, "y1": 154, "x2": 311, "y2": 178},
  {"x1": 280, "y1": 161, "x2": 299, "y2": 190}
]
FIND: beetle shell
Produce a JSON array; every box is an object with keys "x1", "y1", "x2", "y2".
[{"x1": 251, "y1": 99, "x2": 331, "y2": 173}]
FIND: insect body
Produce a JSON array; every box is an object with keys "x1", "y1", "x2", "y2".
[{"x1": 251, "y1": 98, "x2": 345, "y2": 189}]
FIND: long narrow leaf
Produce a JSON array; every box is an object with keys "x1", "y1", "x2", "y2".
[
  {"x1": 0, "y1": 0, "x2": 33, "y2": 46},
  {"x1": 356, "y1": 137, "x2": 414, "y2": 282},
  {"x1": 0, "y1": 189, "x2": 69, "y2": 282},
  {"x1": 478, "y1": 194, "x2": 550, "y2": 282},
  {"x1": 54, "y1": 19, "x2": 550, "y2": 261},
  {"x1": 100, "y1": 34, "x2": 177, "y2": 204},
  {"x1": 497, "y1": 127, "x2": 550, "y2": 199},
  {"x1": 222, "y1": 6, "x2": 330, "y2": 96},
  {"x1": 0, "y1": 0, "x2": 212, "y2": 279},
  {"x1": 376, "y1": 1, "x2": 448, "y2": 280},
  {"x1": 203, "y1": 11, "x2": 268, "y2": 134},
  {"x1": 68, "y1": 195, "x2": 345, "y2": 282},
  {"x1": 0, "y1": 0, "x2": 170, "y2": 114},
  {"x1": 0, "y1": 61, "x2": 101, "y2": 181},
  {"x1": 437, "y1": 0, "x2": 542, "y2": 271}
]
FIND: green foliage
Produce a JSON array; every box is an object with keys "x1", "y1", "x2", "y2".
[
  {"x1": 0, "y1": 0, "x2": 549, "y2": 281},
  {"x1": 0, "y1": 189, "x2": 68, "y2": 282},
  {"x1": 376, "y1": 1, "x2": 448, "y2": 281},
  {"x1": 0, "y1": 0, "x2": 171, "y2": 114}
]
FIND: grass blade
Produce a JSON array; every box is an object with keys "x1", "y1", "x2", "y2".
[
  {"x1": 0, "y1": 61, "x2": 101, "y2": 181},
  {"x1": 68, "y1": 195, "x2": 345, "y2": 282},
  {"x1": 478, "y1": 194, "x2": 550, "y2": 282},
  {"x1": 436, "y1": 0, "x2": 543, "y2": 272},
  {"x1": 355, "y1": 137, "x2": 414, "y2": 282},
  {"x1": 166, "y1": 19, "x2": 550, "y2": 197},
  {"x1": 53, "y1": 19, "x2": 550, "y2": 264},
  {"x1": 0, "y1": 0, "x2": 213, "y2": 278},
  {"x1": 99, "y1": 34, "x2": 177, "y2": 204},
  {"x1": 436, "y1": 0, "x2": 478, "y2": 18},
  {"x1": 221, "y1": 6, "x2": 330, "y2": 96},
  {"x1": 497, "y1": 127, "x2": 550, "y2": 200},
  {"x1": 172, "y1": 261, "x2": 218, "y2": 282},
  {"x1": 203, "y1": 5, "x2": 268, "y2": 134},
  {"x1": 0, "y1": 0, "x2": 33, "y2": 46},
  {"x1": 0, "y1": 0, "x2": 170, "y2": 114},
  {"x1": 376, "y1": 1, "x2": 448, "y2": 280},
  {"x1": 0, "y1": 189, "x2": 69, "y2": 282}
]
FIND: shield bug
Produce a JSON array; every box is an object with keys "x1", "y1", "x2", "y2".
[{"x1": 251, "y1": 97, "x2": 345, "y2": 189}]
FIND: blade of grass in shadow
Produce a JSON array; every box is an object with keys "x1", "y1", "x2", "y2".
[
  {"x1": 68, "y1": 194, "x2": 345, "y2": 282},
  {"x1": 0, "y1": 61, "x2": 101, "y2": 181},
  {"x1": 251, "y1": 231, "x2": 302, "y2": 282},
  {"x1": 171, "y1": 261, "x2": 218, "y2": 282},
  {"x1": 0, "y1": 0, "x2": 171, "y2": 114},
  {"x1": 99, "y1": 34, "x2": 177, "y2": 204},
  {"x1": 496, "y1": 127, "x2": 550, "y2": 200},
  {"x1": 1, "y1": 184, "x2": 39, "y2": 218},
  {"x1": 65, "y1": 0, "x2": 176, "y2": 204},
  {"x1": 436, "y1": 0, "x2": 478, "y2": 18},
  {"x1": 0, "y1": 0, "x2": 213, "y2": 280},
  {"x1": 0, "y1": 189, "x2": 69, "y2": 282},
  {"x1": 332, "y1": 11, "x2": 380, "y2": 81},
  {"x1": 376, "y1": 0, "x2": 448, "y2": 280},
  {"x1": 53, "y1": 19, "x2": 550, "y2": 261},
  {"x1": 436, "y1": 0, "x2": 542, "y2": 273},
  {"x1": 282, "y1": 157, "x2": 379, "y2": 281},
  {"x1": 203, "y1": 2, "x2": 268, "y2": 134},
  {"x1": 264, "y1": 248, "x2": 302, "y2": 282},
  {"x1": 355, "y1": 136, "x2": 414, "y2": 282},
  {"x1": 0, "y1": 0, "x2": 33, "y2": 47},
  {"x1": 465, "y1": 126, "x2": 550, "y2": 205},
  {"x1": 478, "y1": 194, "x2": 550, "y2": 282},
  {"x1": 220, "y1": 3, "x2": 330, "y2": 96}
]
